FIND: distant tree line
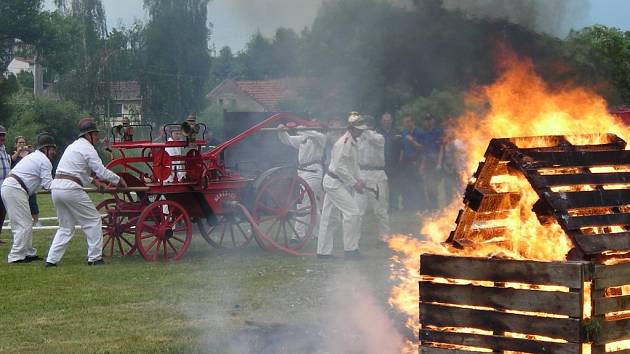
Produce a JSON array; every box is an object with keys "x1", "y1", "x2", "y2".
[{"x1": 1, "y1": 0, "x2": 629, "y2": 147}]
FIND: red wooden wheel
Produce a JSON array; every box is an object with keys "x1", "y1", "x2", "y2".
[
  {"x1": 252, "y1": 172, "x2": 317, "y2": 251},
  {"x1": 97, "y1": 199, "x2": 137, "y2": 257},
  {"x1": 196, "y1": 212, "x2": 254, "y2": 248},
  {"x1": 135, "y1": 200, "x2": 192, "y2": 261}
]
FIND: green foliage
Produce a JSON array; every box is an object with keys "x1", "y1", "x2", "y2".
[
  {"x1": 563, "y1": 26, "x2": 630, "y2": 104},
  {"x1": 397, "y1": 90, "x2": 465, "y2": 123},
  {"x1": 0, "y1": 0, "x2": 43, "y2": 72},
  {"x1": 6, "y1": 94, "x2": 83, "y2": 149},
  {"x1": 141, "y1": 0, "x2": 211, "y2": 125}
]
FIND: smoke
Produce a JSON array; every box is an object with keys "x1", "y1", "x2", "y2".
[
  {"x1": 442, "y1": 0, "x2": 589, "y2": 36},
  {"x1": 186, "y1": 266, "x2": 403, "y2": 354}
]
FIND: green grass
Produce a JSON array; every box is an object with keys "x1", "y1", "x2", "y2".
[{"x1": 0, "y1": 194, "x2": 420, "y2": 353}]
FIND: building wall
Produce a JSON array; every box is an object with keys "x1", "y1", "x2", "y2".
[
  {"x1": 207, "y1": 81, "x2": 268, "y2": 112},
  {"x1": 7, "y1": 59, "x2": 32, "y2": 75}
]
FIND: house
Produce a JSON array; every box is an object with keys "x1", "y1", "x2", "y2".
[
  {"x1": 108, "y1": 81, "x2": 142, "y2": 124},
  {"x1": 206, "y1": 78, "x2": 304, "y2": 112},
  {"x1": 7, "y1": 56, "x2": 34, "y2": 75}
]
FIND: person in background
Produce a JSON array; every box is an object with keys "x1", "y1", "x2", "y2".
[
  {"x1": 0, "y1": 126, "x2": 11, "y2": 244},
  {"x1": 399, "y1": 115, "x2": 423, "y2": 211},
  {"x1": 277, "y1": 120, "x2": 326, "y2": 242},
  {"x1": 356, "y1": 116, "x2": 390, "y2": 244},
  {"x1": 418, "y1": 113, "x2": 445, "y2": 211},
  {"x1": 3, "y1": 133, "x2": 57, "y2": 263},
  {"x1": 317, "y1": 112, "x2": 368, "y2": 259},
  {"x1": 165, "y1": 127, "x2": 186, "y2": 182},
  {"x1": 206, "y1": 129, "x2": 221, "y2": 148},
  {"x1": 11, "y1": 136, "x2": 42, "y2": 227},
  {"x1": 45, "y1": 117, "x2": 128, "y2": 267},
  {"x1": 377, "y1": 112, "x2": 401, "y2": 210}
]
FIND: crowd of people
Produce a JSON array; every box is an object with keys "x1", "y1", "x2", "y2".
[{"x1": 278, "y1": 111, "x2": 459, "y2": 259}]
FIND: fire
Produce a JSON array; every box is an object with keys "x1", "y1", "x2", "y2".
[{"x1": 388, "y1": 51, "x2": 630, "y2": 353}]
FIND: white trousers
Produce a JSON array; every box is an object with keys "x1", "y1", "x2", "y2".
[
  {"x1": 2, "y1": 185, "x2": 36, "y2": 262},
  {"x1": 316, "y1": 184, "x2": 361, "y2": 255},
  {"x1": 294, "y1": 170, "x2": 322, "y2": 239},
  {"x1": 46, "y1": 188, "x2": 103, "y2": 263},
  {"x1": 355, "y1": 178, "x2": 390, "y2": 240}
]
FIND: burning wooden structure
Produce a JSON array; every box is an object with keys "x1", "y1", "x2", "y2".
[{"x1": 420, "y1": 134, "x2": 630, "y2": 353}]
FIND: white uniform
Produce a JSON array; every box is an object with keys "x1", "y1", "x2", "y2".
[
  {"x1": 355, "y1": 130, "x2": 390, "y2": 241},
  {"x1": 2, "y1": 150, "x2": 53, "y2": 262},
  {"x1": 46, "y1": 137, "x2": 121, "y2": 264},
  {"x1": 278, "y1": 129, "x2": 326, "y2": 239},
  {"x1": 317, "y1": 131, "x2": 362, "y2": 255},
  {"x1": 165, "y1": 137, "x2": 186, "y2": 182}
]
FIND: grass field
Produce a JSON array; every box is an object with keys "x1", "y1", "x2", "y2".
[{"x1": 0, "y1": 194, "x2": 421, "y2": 354}]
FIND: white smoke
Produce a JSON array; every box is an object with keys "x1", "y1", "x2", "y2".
[
  {"x1": 185, "y1": 266, "x2": 403, "y2": 354},
  {"x1": 442, "y1": 0, "x2": 590, "y2": 36}
]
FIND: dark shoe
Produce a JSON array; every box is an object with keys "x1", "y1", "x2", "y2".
[
  {"x1": 87, "y1": 259, "x2": 105, "y2": 266},
  {"x1": 344, "y1": 250, "x2": 362, "y2": 259},
  {"x1": 9, "y1": 258, "x2": 27, "y2": 264},
  {"x1": 45, "y1": 262, "x2": 57, "y2": 268},
  {"x1": 316, "y1": 254, "x2": 334, "y2": 259},
  {"x1": 25, "y1": 255, "x2": 42, "y2": 262}
]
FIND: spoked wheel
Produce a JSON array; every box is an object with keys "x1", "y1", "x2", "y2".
[
  {"x1": 196, "y1": 211, "x2": 255, "y2": 249},
  {"x1": 135, "y1": 200, "x2": 192, "y2": 261},
  {"x1": 253, "y1": 172, "x2": 317, "y2": 251},
  {"x1": 97, "y1": 199, "x2": 137, "y2": 257}
]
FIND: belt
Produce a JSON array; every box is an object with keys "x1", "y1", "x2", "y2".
[
  {"x1": 326, "y1": 171, "x2": 340, "y2": 180},
  {"x1": 359, "y1": 165, "x2": 385, "y2": 171},
  {"x1": 298, "y1": 161, "x2": 322, "y2": 169},
  {"x1": 55, "y1": 173, "x2": 83, "y2": 187},
  {"x1": 8, "y1": 173, "x2": 29, "y2": 194}
]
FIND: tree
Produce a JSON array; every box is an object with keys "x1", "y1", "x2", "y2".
[
  {"x1": 564, "y1": 26, "x2": 630, "y2": 105},
  {"x1": 52, "y1": 0, "x2": 108, "y2": 112},
  {"x1": 142, "y1": 0, "x2": 211, "y2": 124},
  {"x1": 0, "y1": 0, "x2": 44, "y2": 72}
]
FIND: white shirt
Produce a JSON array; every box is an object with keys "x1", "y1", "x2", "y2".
[
  {"x1": 277, "y1": 130, "x2": 326, "y2": 166},
  {"x1": 52, "y1": 137, "x2": 120, "y2": 188},
  {"x1": 165, "y1": 137, "x2": 186, "y2": 182},
  {"x1": 325, "y1": 131, "x2": 360, "y2": 188},
  {"x1": 358, "y1": 130, "x2": 387, "y2": 182},
  {"x1": 3, "y1": 150, "x2": 53, "y2": 195}
]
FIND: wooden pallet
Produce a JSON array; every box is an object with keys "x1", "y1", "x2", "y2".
[
  {"x1": 447, "y1": 134, "x2": 630, "y2": 260},
  {"x1": 419, "y1": 254, "x2": 630, "y2": 354}
]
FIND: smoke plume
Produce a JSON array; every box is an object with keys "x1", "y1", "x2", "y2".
[{"x1": 442, "y1": 0, "x2": 589, "y2": 36}]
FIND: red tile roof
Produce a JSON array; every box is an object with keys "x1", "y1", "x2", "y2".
[{"x1": 235, "y1": 78, "x2": 303, "y2": 110}]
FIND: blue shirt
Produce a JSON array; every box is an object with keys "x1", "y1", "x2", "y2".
[
  {"x1": 400, "y1": 127, "x2": 423, "y2": 161},
  {"x1": 419, "y1": 128, "x2": 444, "y2": 161}
]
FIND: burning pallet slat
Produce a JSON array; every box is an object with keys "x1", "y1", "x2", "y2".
[{"x1": 420, "y1": 255, "x2": 587, "y2": 353}]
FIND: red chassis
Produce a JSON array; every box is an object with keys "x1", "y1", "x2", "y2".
[{"x1": 100, "y1": 113, "x2": 321, "y2": 261}]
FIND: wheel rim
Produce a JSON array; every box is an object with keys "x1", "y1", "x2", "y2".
[
  {"x1": 197, "y1": 212, "x2": 254, "y2": 249},
  {"x1": 97, "y1": 199, "x2": 137, "y2": 257},
  {"x1": 135, "y1": 200, "x2": 192, "y2": 261},
  {"x1": 253, "y1": 173, "x2": 316, "y2": 251}
]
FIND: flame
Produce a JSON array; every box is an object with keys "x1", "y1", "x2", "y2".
[{"x1": 388, "y1": 51, "x2": 630, "y2": 353}]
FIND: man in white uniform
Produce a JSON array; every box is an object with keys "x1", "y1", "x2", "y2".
[
  {"x1": 317, "y1": 112, "x2": 368, "y2": 259},
  {"x1": 277, "y1": 123, "x2": 326, "y2": 241},
  {"x1": 355, "y1": 116, "x2": 390, "y2": 243},
  {"x1": 2, "y1": 133, "x2": 57, "y2": 263},
  {"x1": 46, "y1": 117, "x2": 127, "y2": 267}
]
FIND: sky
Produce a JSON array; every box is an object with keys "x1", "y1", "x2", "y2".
[{"x1": 44, "y1": 0, "x2": 630, "y2": 52}]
